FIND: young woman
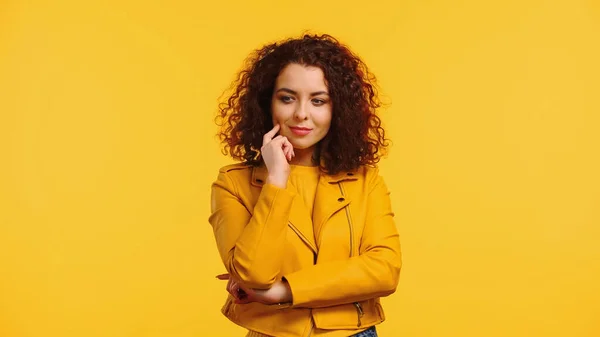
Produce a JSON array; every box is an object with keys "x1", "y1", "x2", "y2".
[{"x1": 210, "y1": 34, "x2": 401, "y2": 337}]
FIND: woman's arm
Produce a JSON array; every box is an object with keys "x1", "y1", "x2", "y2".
[
  {"x1": 210, "y1": 125, "x2": 295, "y2": 289},
  {"x1": 210, "y1": 171, "x2": 296, "y2": 289}
]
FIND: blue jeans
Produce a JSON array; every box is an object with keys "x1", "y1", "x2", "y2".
[
  {"x1": 351, "y1": 326, "x2": 377, "y2": 337},
  {"x1": 246, "y1": 326, "x2": 377, "y2": 337}
]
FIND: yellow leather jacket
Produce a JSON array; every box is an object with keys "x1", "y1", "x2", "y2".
[{"x1": 209, "y1": 163, "x2": 402, "y2": 337}]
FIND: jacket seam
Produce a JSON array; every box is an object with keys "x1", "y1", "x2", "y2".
[
  {"x1": 227, "y1": 171, "x2": 278, "y2": 284},
  {"x1": 248, "y1": 186, "x2": 278, "y2": 280},
  {"x1": 223, "y1": 171, "x2": 240, "y2": 200}
]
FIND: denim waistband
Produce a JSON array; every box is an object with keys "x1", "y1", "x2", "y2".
[
  {"x1": 246, "y1": 325, "x2": 377, "y2": 337},
  {"x1": 351, "y1": 326, "x2": 377, "y2": 337}
]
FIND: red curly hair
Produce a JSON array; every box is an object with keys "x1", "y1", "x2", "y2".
[{"x1": 216, "y1": 33, "x2": 389, "y2": 175}]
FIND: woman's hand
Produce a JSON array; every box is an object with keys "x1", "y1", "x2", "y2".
[
  {"x1": 217, "y1": 273, "x2": 293, "y2": 305},
  {"x1": 261, "y1": 124, "x2": 294, "y2": 189},
  {"x1": 249, "y1": 279, "x2": 293, "y2": 304},
  {"x1": 217, "y1": 273, "x2": 253, "y2": 304}
]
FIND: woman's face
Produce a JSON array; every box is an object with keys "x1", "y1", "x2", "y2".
[{"x1": 271, "y1": 63, "x2": 332, "y2": 153}]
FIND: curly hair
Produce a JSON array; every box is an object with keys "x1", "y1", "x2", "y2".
[{"x1": 216, "y1": 33, "x2": 389, "y2": 175}]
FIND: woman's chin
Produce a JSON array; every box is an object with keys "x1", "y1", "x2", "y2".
[{"x1": 290, "y1": 143, "x2": 315, "y2": 151}]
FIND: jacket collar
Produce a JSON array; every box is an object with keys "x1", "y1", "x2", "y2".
[{"x1": 251, "y1": 164, "x2": 358, "y2": 186}]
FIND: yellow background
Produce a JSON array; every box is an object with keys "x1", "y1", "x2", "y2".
[{"x1": 1, "y1": 0, "x2": 599, "y2": 336}]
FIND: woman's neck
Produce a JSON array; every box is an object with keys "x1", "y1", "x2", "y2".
[{"x1": 289, "y1": 146, "x2": 317, "y2": 166}]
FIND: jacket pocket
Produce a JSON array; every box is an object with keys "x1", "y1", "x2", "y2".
[
  {"x1": 375, "y1": 300, "x2": 385, "y2": 321},
  {"x1": 221, "y1": 296, "x2": 234, "y2": 317},
  {"x1": 311, "y1": 298, "x2": 384, "y2": 330}
]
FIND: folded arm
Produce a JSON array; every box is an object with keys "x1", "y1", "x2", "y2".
[
  {"x1": 209, "y1": 171, "x2": 296, "y2": 289},
  {"x1": 283, "y1": 174, "x2": 402, "y2": 308}
]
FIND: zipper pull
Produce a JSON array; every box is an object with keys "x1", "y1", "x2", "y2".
[{"x1": 354, "y1": 302, "x2": 364, "y2": 327}]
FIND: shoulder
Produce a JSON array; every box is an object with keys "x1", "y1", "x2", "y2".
[
  {"x1": 214, "y1": 163, "x2": 254, "y2": 187},
  {"x1": 357, "y1": 165, "x2": 387, "y2": 192},
  {"x1": 354, "y1": 165, "x2": 381, "y2": 181},
  {"x1": 361, "y1": 165, "x2": 379, "y2": 175},
  {"x1": 218, "y1": 162, "x2": 253, "y2": 173},
  {"x1": 325, "y1": 165, "x2": 380, "y2": 182},
  {"x1": 212, "y1": 163, "x2": 256, "y2": 194},
  {"x1": 326, "y1": 165, "x2": 382, "y2": 190}
]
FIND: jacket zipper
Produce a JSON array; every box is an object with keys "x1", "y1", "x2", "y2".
[
  {"x1": 338, "y1": 183, "x2": 363, "y2": 327},
  {"x1": 337, "y1": 183, "x2": 354, "y2": 257},
  {"x1": 354, "y1": 302, "x2": 364, "y2": 327},
  {"x1": 306, "y1": 317, "x2": 314, "y2": 337},
  {"x1": 288, "y1": 221, "x2": 317, "y2": 252}
]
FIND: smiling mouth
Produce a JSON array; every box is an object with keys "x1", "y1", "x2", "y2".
[{"x1": 289, "y1": 126, "x2": 313, "y2": 135}]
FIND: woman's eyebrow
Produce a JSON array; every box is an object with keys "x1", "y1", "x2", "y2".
[{"x1": 275, "y1": 88, "x2": 329, "y2": 96}]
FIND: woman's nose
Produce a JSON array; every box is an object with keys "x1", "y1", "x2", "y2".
[{"x1": 294, "y1": 103, "x2": 308, "y2": 120}]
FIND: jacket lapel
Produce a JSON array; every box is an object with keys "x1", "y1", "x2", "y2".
[
  {"x1": 251, "y1": 166, "x2": 317, "y2": 253},
  {"x1": 288, "y1": 196, "x2": 318, "y2": 253},
  {"x1": 312, "y1": 170, "x2": 358, "y2": 248},
  {"x1": 251, "y1": 165, "x2": 360, "y2": 252}
]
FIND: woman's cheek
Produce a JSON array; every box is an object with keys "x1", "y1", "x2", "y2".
[{"x1": 270, "y1": 103, "x2": 283, "y2": 122}]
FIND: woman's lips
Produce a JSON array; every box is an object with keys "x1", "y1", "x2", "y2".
[{"x1": 289, "y1": 126, "x2": 312, "y2": 136}]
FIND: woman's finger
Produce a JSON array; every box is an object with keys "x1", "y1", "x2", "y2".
[
  {"x1": 216, "y1": 273, "x2": 229, "y2": 280},
  {"x1": 262, "y1": 124, "x2": 281, "y2": 145},
  {"x1": 267, "y1": 135, "x2": 288, "y2": 145},
  {"x1": 263, "y1": 135, "x2": 291, "y2": 161},
  {"x1": 282, "y1": 142, "x2": 292, "y2": 161},
  {"x1": 262, "y1": 135, "x2": 283, "y2": 152},
  {"x1": 238, "y1": 282, "x2": 255, "y2": 296},
  {"x1": 282, "y1": 138, "x2": 295, "y2": 160},
  {"x1": 234, "y1": 289, "x2": 252, "y2": 304},
  {"x1": 228, "y1": 280, "x2": 239, "y2": 296}
]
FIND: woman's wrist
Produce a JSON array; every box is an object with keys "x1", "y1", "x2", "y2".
[
  {"x1": 279, "y1": 278, "x2": 293, "y2": 303},
  {"x1": 266, "y1": 174, "x2": 288, "y2": 189}
]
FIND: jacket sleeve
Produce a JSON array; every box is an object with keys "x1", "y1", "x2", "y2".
[
  {"x1": 283, "y1": 173, "x2": 401, "y2": 308},
  {"x1": 209, "y1": 171, "x2": 296, "y2": 289}
]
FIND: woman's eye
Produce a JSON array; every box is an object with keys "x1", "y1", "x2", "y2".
[
  {"x1": 280, "y1": 96, "x2": 294, "y2": 103},
  {"x1": 312, "y1": 98, "x2": 325, "y2": 105}
]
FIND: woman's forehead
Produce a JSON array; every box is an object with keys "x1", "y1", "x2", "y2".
[{"x1": 275, "y1": 64, "x2": 328, "y2": 92}]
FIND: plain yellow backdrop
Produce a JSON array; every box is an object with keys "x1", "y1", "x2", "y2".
[{"x1": 1, "y1": 0, "x2": 599, "y2": 336}]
